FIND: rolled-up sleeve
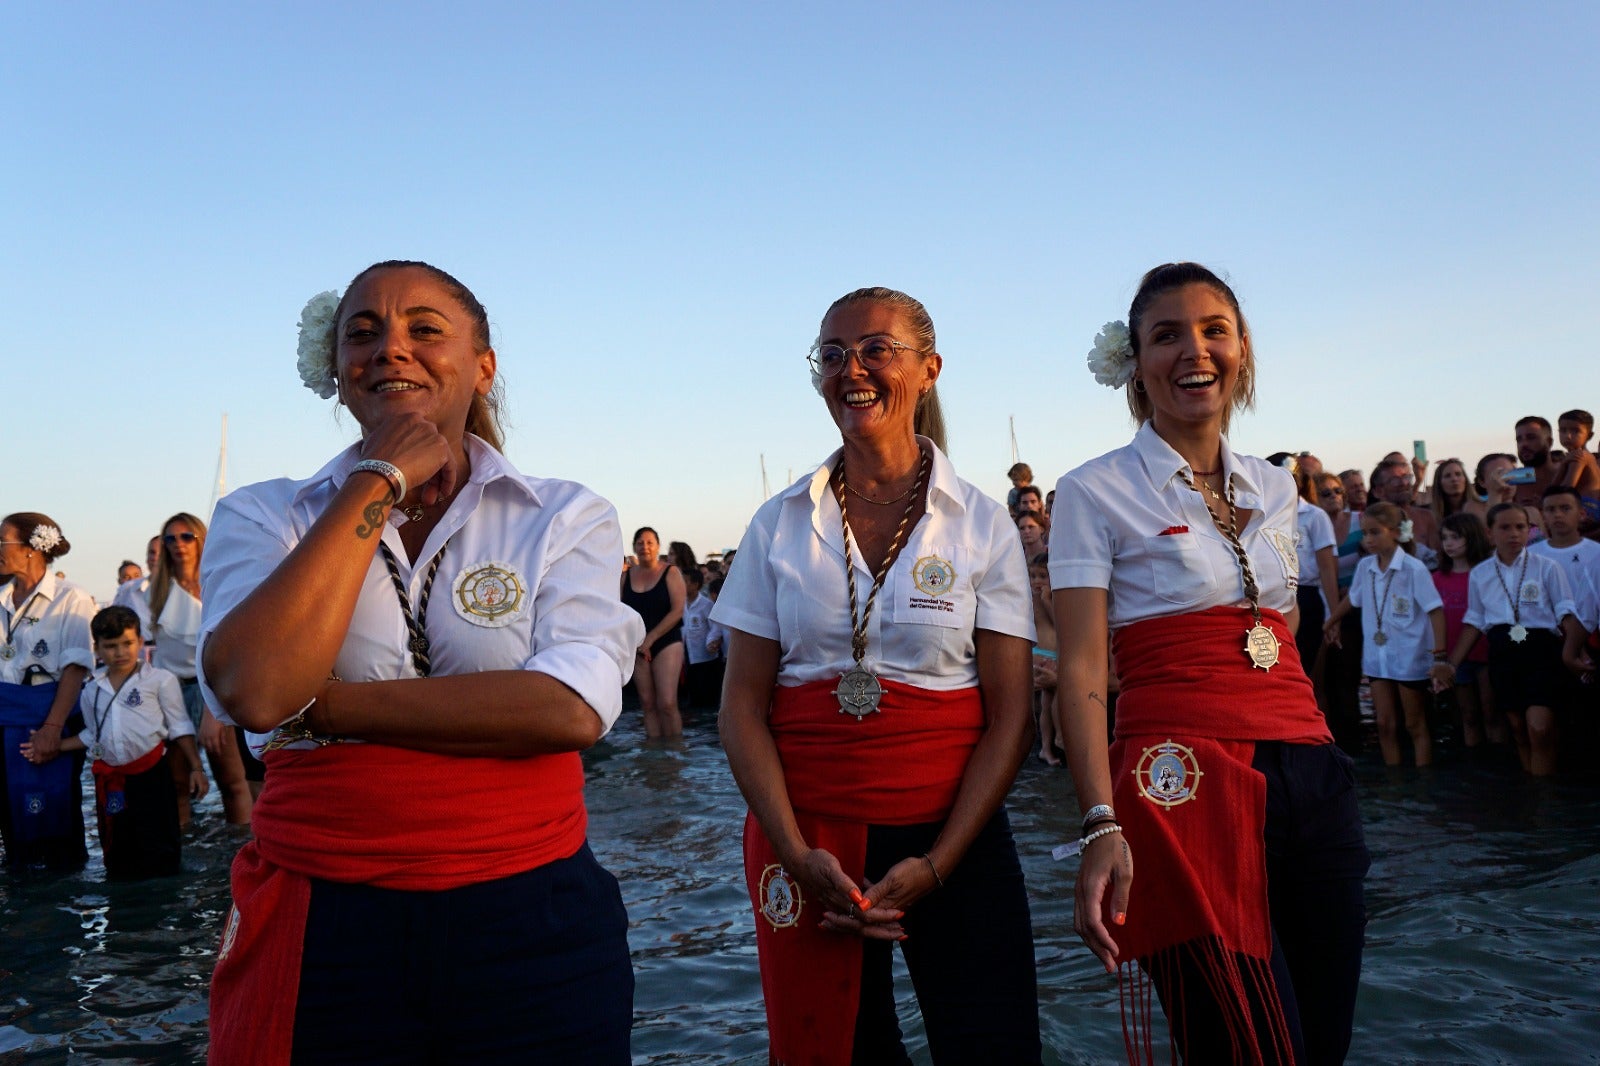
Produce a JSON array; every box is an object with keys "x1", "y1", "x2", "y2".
[
  {"x1": 708, "y1": 503, "x2": 781, "y2": 641},
  {"x1": 54, "y1": 588, "x2": 97, "y2": 673},
  {"x1": 522, "y1": 493, "x2": 644, "y2": 736},
  {"x1": 196, "y1": 489, "x2": 294, "y2": 727},
  {"x1": 1048, "y1": 472, "x2": 1114, "y2": 591}
]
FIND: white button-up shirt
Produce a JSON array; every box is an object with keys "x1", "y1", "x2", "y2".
[
  {"x1": 1528, "y1": 538, "x2": 1600, "y2": 632},
  {"x1": 1295, "y1": 499, "x2": 1337, "y2": 589},
  {"x1": 198, "y1": 436, "x2": 643, "y2": 753},
  {"x1": 1049, "y1": 422, "x2": 1301, "y2": 628},
  {"x1": 77, "y1": 663, "x2": 193, "y2": 766},
  {"x1": 1, "y1": 571, "x2": 96, "y2": 684},
  {"x1": 1462, "y1": 550, "x2": 1577, "y2": 634},
  {"x1": 1347, "y1": 551, "x2": 1443, "y2": 681},
  {"x1": 712, "y1": 438, "x2": 1035, "y2": 689}
]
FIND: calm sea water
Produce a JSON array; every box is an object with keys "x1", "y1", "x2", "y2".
[{"x1": 3, "y1": 710, "x2": 1597, "y2": 1065}]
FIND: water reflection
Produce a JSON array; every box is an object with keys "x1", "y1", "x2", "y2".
[{"x1": 1, "y1": 708, "x2": 1596, "y2": 1064}]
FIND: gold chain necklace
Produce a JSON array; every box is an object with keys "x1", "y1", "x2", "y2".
[
  {"x1": 832, "y1": 448, "x2": 931, "y2": 717},
  {"x1": 1175, "y1": 469, "x2": 1280, "y2": 670}
]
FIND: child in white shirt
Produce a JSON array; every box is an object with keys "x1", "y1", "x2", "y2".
[{"x1": 25, "y1": 606, "x2": 207, "y2": 878}]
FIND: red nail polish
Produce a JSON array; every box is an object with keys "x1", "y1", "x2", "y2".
[
  {"x1": 850, "y1": 889, "x2": 869, "y2": 908},
  {"x1": 897, "y1": 934, "x2": 909, "y2": 942},
  {"x1": 1113, "y1": 912, "x2": 1127, "y2": 926}
]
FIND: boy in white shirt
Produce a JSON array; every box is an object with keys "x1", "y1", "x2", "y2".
[
  {"x1": 25, "y1": 606, "x2": 207, "y2": 878},
  {"x1": 681, "y1": 568, "x2": 724, "y2": 710},
  {"x1": 1434, "y1": 504, "x2": 1587, "y2": 776},
  {"x1": 1530, "y1": 486, "x2": 1600, "y2": 633}
]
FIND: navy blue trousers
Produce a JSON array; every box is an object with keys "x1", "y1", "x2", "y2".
[
  {"x1": 290, "y1": 842, "x2": 633, "y2": 1065},
  {"x1": 851, "y1": 808, "x2": 1042, "y2": 1066}
]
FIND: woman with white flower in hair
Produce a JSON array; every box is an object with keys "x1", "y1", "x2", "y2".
[
  {"x1": 1, "y1": 512, "x2": 97, "y2": 871},
  {"x1": 1051, "y1": 263, "x2": 1369, "y2": 1064},
  {"x1": 199, "y1": 260, "x2": 643, "y2": 1063}
]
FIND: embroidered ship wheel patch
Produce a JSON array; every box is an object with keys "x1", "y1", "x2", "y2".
[
  {"x1": 1134, "y1": 740, "x2": 1203, "y2": 808},
  {"x1": 758, "y1": 864, "x2": 803, "y2": 929}
]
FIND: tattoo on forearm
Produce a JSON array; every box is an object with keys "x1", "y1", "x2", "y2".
[
  {"x1": 356, "y1": 490, "x2": 395, "y2": 539},
  {"x1": 1088, "y1": 691, "x2": 1106, "y2": 709}
]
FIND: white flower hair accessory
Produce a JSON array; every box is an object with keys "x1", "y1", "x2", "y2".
[
  {"x1": 1398, "y1": 518, "x2": 1414, "y2": 544},
  {"x1": 28, "y1": 525, "x2": 62, "y2": 553},
  {"x1": 1087, "y1": 321, "x2": 1135, "y2": 388},
  {"x1": 296, "y1": 290, "x2": 341, "y2": 399}
]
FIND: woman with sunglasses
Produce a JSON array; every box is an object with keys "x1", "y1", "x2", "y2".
[
  {"x1": 715, "y1": 287, "x2": 1041, "y2": 1064},
  {"x1": 143, "y1": 513, "x2": 255, "y2": 825}
]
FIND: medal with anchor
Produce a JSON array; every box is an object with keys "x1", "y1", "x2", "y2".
[
  {"x1": 832, "y1": 449, "x2": 930, "y2": 718},
  {"x1": 1178, "y1": 466, "x2": 1279, "y2": 670}
]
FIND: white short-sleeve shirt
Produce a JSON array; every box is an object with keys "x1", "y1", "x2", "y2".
[
  {"x1": 1048, "y1": 423, "x2": 1301, "y2": 629},
  {"x1": 1529, "y1": 539, "x2": 1600, "y2": 633},
  {"x1": 1, "y1": 571, "x2": 96, "y2": 684},
  {"x1": 197, "y1": 436, "x2": 645, "y2": 754},
  {"x1": 77, "y1": 663, "x2": 193, "y2": 766},
  {"x1": 1462, "y1": 550, "x2": 1577, "y2": 634},
  {"x1": 1347, "y1": 551, "x2": 1443, "y2": 681},
  {"x1": 711, "y1": 438, "x2": 1035, "y2": 688},
  {"x1": 1295, "y1": 499, "x2": 1337, "y2": 589}
]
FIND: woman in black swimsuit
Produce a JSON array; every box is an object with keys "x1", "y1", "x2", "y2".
[{"x1": 621, "y1": 527, "x2": 686, "y2": 738}]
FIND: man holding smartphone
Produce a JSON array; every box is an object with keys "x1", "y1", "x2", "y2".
[{"x1": 1513, "y1": 416, "x2": 1563, "y2": 509}]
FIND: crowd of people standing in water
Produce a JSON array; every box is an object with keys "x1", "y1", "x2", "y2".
[{"x1": 2, "y1": 258, "x2": 1596, "y2": 1065}]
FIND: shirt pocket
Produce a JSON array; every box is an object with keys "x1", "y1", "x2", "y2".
[
  {"x1": 1141, "y1": 534, "x2": 1211, "y2": 608},
  {"x1": 891, "y1": 546, "x2": 973, "y2": 630}
]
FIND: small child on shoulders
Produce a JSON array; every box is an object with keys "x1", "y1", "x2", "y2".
[
  {"x1": 1434, "y1": 503, "x2": 1590, "y2": 776},
  {"x1": 23, "y1": 606, "x2": 207, "y2": 879},
  {"x1": 1325, "y1": 502, "x2": 1445, "y2": 767}
]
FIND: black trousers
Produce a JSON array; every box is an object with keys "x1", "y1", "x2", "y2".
[
  {"x1": 99, "y1": 750, "x2": 181, "y2": 880},
  {"x1": 290, "y1": 843, "x2": 633, "y2": 1065},
  {"x1": 851, "y1": 809, "x2": 1042, "y2": 1066},
  {"x1": 1150, "y1": 742, "x2": 1369, "y2": 1066}
]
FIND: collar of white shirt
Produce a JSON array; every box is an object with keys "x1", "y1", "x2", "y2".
[
  {"x1": 288, "y1": 434, "x2": 542, "y2": 514},
  {"x1": 1131, "y1": 421, "x2": 1266, "y2": 511},
  {"x1": 4, "y1": 568, "x2": 61, "y2": 619},
  {"x1": 785, "y1": 436, "x2": 968, "y2": 559}
]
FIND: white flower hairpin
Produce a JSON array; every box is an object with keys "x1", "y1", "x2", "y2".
[
  {"x1": 1087, "y1": 321, "x2": 1135, "y2": 388},
  {"x1": 28, "y1": 525, "x2": 62, "y2": 553},
  {"x1": 296, "y1": 290, "x2": 341, "y2": 399}
]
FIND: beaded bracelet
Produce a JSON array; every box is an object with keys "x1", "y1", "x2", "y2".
[{"x1": 1081, "y1": 823, "x2": 1123, "y2": 848}]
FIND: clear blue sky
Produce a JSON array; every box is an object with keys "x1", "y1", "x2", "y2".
[{"x1": 7, "y1": 2, "x2": 1597, "y2": 600}]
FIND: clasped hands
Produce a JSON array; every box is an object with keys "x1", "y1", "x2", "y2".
[{"x1": 790, "y1": 847, "x2": 937, "y2": 941}]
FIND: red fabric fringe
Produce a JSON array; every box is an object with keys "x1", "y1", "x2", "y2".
[{"x1": 1108, "y1": 606, "x2": 1325, "y2": 1065}]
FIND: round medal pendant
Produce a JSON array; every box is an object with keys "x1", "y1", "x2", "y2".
[
  {"x1": 0, "y1": 644, "x2": 13, "y2": 661},
  {"x1": 834, "y1": 665, "x2": 883, "y2": 718},
  {"x1": 1373, "y1": 631, "x2": 1388, "y2": 647},
  {"x1": 1509, "y1": 624, "x2": 1529, "y2": 643},
  {"x1": 1244, "y1": 625, "x2": 1280, "y2": 671},
  {"x1": 89, "y1": 744, "x2": 103, "y2": 761}
]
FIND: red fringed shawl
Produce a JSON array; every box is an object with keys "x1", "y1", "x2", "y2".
[{"x1": 1109, "y1": 606, "x2": 1330, "y2": 1065}]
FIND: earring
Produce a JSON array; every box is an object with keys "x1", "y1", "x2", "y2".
[{"x1": 1133, "y1": 378, "x2": 1146, "y2": 394}]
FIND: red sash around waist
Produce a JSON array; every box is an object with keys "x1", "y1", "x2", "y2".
[
  {"x1": 91, "y1": 741, "x2": 167, "y2": 800},
  {"x1": 746, "y1": 678, "x2": 982, "y2": 1066},
  {"x1": 1108, "y1": 607, "x2": 1324, "y2": 1064},
  {"x1": 208, "y1": 743, "x2": 587, "y2": 1066}
]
